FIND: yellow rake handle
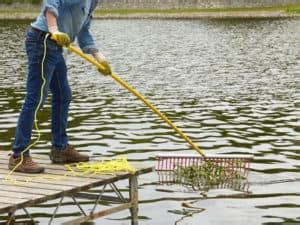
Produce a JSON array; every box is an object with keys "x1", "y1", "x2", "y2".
[{"x1": 67, "y1": 45, "x2": 206, "y2": 157}]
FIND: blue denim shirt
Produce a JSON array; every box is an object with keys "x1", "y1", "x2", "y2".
[{"x1": 31, "y1": 0, "x2": 100, "y2": 54}]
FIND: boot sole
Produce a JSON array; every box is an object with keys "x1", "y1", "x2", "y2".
[
  {"x1": 8, "y1": 165, "x2": 45, "y2": 174},
  {"x1": 49, "y1": 156, "x2": 90, "y2": 164}
]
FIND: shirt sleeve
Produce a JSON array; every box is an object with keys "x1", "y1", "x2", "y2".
[
  {"x1": 43, "y1": 0, "x2": 61, "y2": 18},
  {"x1": 77, "y1": 16, "x2": 99, "y2": 54}
]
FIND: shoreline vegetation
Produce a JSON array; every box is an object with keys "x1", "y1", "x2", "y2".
[{"x1": 0, "y1": 5, "x2": 299, "y2": 20}]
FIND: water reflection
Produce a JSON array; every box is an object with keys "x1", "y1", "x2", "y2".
[
  {"x1": 0, "y1": 18, "x2": 299, "y2": 224},
  {"x1": 157, "y1": 171, "x2": 251, "y2": 193}
]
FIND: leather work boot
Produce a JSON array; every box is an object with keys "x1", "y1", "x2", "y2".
[
  {"x1": 49, "y1": 144, "x2": 89, "y2": 163},
  {"x1": 8, "y1": 154, "x2": 45, "y2": 174}
]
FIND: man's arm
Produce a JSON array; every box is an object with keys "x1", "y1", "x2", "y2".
[
  {"x1": 46, "y1": 11, "x2": 58, "y2": 34},
  {"x1": 43, "y1": 0, "x2": 60, "y2": 18},
  {"x1": 77, "y1": 16, "x2": 99, "y2": 54},
  {"x1": 77, "y1": 16, "x2": 112, "y2": 75},
  {"x1": 45, "y1": 11, "x2": 71, "y2": 47}
]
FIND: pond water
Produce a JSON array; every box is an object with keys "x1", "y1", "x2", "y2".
[{"x1": 0, "y1": 18, "x2": 299, "y2": 224}]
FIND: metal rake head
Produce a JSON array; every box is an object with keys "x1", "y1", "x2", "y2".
[{"x1": 156, "y1": 153, "x2": 253, "y2": 177}]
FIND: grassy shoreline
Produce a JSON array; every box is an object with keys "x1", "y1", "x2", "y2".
[
  {"x1": 95, "y1": 5, "x2": 300, "y2": 14},
  {"x1": 0, "y1": 5, "x2": 299, "y2": 20}
]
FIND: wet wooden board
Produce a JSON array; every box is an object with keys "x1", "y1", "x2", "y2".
[{"x1": 0, "y1": 151, "x2": 154, "y2": 214}]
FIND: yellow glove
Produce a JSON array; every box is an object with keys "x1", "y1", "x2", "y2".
[
  {"x1": 98, "y1": 60, "x2": 112, "y2": 76},
  {"x1": 51, "y1": 32, "x2": 71, "y2": 47},
  {"x1": 93, "y1": 52, "x2": 112, "y2": 76}
]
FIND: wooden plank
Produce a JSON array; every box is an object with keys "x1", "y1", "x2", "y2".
[
  {"x1": 0, "y1": 171, "x2": 93, "y2": 187},
  {"x1": 0, "y1": 203, "x2": 12, "y2": 213},
  {"x1": 0, "y1": 195, "x2": 41, "y2": 214},
  {"x1": 0, "y1": 190, "x2": 45, "y2": 199},
  {"x1": 0, "y1": 196, "x2": 28, "y2": 205},
  {"x1": 1, "y1": 171, "x2": 116, "y2": 192},
  {"x1": 0, "y1": 203, "x2": 11, "y2": 208},
  {"x1": 0, "y1": 178, "x2": 79, "y2": 191},
  {"x1": 0, "y1": 188, "x2": 63, "y2": 214},
  {"x1": 0, "y1": 183, "x2": 62, "y2": 195}
]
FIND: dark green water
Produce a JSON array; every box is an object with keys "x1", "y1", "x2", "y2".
[{"x1": 0, "y1": 19, "x2": 299, "y2": 224}]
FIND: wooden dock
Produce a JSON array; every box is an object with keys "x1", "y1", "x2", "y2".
[{"x1": 0, "y1": 152, "x2": 153, "y2": 225}]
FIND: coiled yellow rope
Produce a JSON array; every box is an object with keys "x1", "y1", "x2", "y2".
[{"x1": 66, "y1": 157, "x2": 136, "y2": 176}]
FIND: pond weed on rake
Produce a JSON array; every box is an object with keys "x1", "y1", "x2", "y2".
[
  {"x1": 174, "y1": 161, "x2": 246, "y2": 191},
  {"x1": 156, "y1": 154, "x2": 253, "y2": 192}
]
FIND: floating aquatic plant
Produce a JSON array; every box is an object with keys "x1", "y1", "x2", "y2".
[{"x1": 174, "y1": 161, "x2": 246, "y2": 189}]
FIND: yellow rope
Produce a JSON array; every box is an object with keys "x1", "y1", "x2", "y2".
[{"x1": 66, "y1": 157, "x2": 136, "y2": 176}]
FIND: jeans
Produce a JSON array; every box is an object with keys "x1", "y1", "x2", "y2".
[{"x1": 13, "y1": 27, "x2": 72, "y2": 155}]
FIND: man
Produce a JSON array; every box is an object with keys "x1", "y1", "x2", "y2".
[{"x1": 9, "y1": 0, "x2": 111, "y2": 173}]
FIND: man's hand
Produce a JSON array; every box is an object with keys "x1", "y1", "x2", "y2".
[
  {"x1": 51, "y1": 32, "x2": 71, "y2": 47},
  {"x1": 93, "y1": 52, "x2": 112, "y2": 76},
  {"x1": 98, "y1": 61, "x2": 112, "y2": 76}
]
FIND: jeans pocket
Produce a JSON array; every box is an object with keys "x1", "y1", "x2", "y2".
[
  {"x1": 46, "y1": 39, "x2": 60, "y2": 51},
  {"x1": 25, "y1": 41, "x2": 43, "y2": 64},
  {"x1": 25, "y1": 31, "x2": 38, "y2": 44}
]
